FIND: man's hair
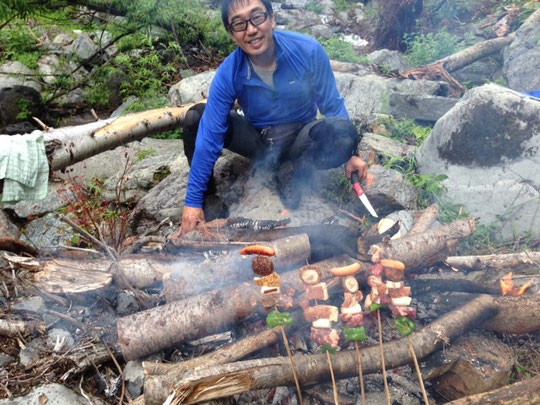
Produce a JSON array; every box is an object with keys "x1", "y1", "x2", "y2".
[{"x1": 221, "y1": 0, "x2": 273, "y2": 31}]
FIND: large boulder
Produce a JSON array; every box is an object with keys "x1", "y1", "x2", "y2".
[
  {"x1": 0, "y1": 61, "x2": 41, "y2": 92},
  {"x1": 503, "y1": 8, "x2": 540, "y2": 93},
  {"x1": 168, "y1": 70, "x2": 216, "y2": 106},
  {"x1": 416, "y1": 84, "x2": 540, "y2": 241}
]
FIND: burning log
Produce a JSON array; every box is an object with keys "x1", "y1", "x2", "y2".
[
  {"x1": 163, "y1": 233, "x2": 311, "y2": 302},
  {"x1": 366, "y1": 217, "x2": 477, "y2": 269},
  {"x1": 446, "y1": 374, "x2": 540, "y2": 405},
  {"x1": 145, "y1": 295, "x2": 497, "y2": 404},
  {"x1": 117, "y1": 256, "x2": 355, "y2": 361}
]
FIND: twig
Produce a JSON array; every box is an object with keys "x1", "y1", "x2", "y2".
[
  {"x1": 408, "y1": 337, "x2": 429, "y2": 405},
  {"x1": 377, "y1": 310, "x2": 391, "y2": 405},
  {"x1": 326, "y1": 350, "x2": 339, "y2": 405},
  {"x1": 106, "y1": 346, "x2": 126, "y2": 405},
  {"x1": 32, "y1": 117, "x2": 50, "y2": 131},
  {"x1": 59, "y1": 244, "x2": 102, "y2": 255},
  {"x1": 280, "y1": 325, "x2": 304, "y2": 405},
  {"x1": 355, "y1": 342, "x2": 366, "y2": 405},
  {"x1": 90, "y1": 109, "x2": 100, "y2": 121},
  {"x1": 44, "y1": 309, "x2": 86, "y2": 331}
]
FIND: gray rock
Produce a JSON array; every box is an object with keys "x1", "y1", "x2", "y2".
[
  {"x1": 0, "y1": 353, "x2": 14, "y2": 367},
  {"x1": 68, "y1": 32, "x2": 99, "y2": 60},
  {"x1": 416, "y1": 84, "x2": 540, "y2": 241},
  {"x1": 124, "y1": 360, "x2": 145, "y2": 397},
  {"x1": 0, "y1": 210, "x2": 20, "y2": 239},
  {"x1": 18, "y1": 347, "x2": 40, "y2": 367},
  {"x1": 0, "y1": 61, "x2": 41, "y2": 92},
  {"x1": 0, "y1": 383, "x2": 105, "y2": 405},
  {"x1": 12, "y1": 296, "x2": 45, "y2": 314},
  {"x1": 309, "y1": 24, "x2": 336, "y2": 39},
  {"x1": 390, "y1": 93, "x2": 459, "y2": 122},
  {"x1": 503, "y1": 9, "x2": 540, "y2": 92},
  {"x1": 453, "y1": 58, "x2": 503, "y2": 87},
  {"x1": 358, "y1": 132, "x2": 417, "y2": 164},
  {"x1": 109, "y1": 96, "x2": 138, "y2": 118},
  {"x1": 367, "y1": 49, "x2": 413, "y2": 73},
  {"x1": 20, "y1": 213, "x2": 76, "y2": 255},
  {"x1": 47, "y1": 328, "x2": 75, "y2": 349},
  {"x1": 168, "y1": 70, "x2": 216, "y2": 106},
  {"x1": 0, "y1": 85, "x2": 43, "y2": 127},
  {"x1": 52, "y1": 33, "x2": 74, "y2": 46},
  {"x1": 115, "y1": 291, "x2": 140, "y2": 316}
]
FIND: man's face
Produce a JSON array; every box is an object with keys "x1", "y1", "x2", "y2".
[{"x1": 228, "y1": 0, "x2": 276, "y2": 58}]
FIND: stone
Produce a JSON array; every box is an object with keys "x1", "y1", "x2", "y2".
[
  {"x1": 0, "y1": 85, "x2": 43, "y2": 128},
  {"x1": 124, "y1": 360, "x2": 145, "y2": 397},
  {"x1": 168, "y1": 70, "x2": 216, "y2": 106},
  {"x1": 12, "y1": 296, "x2": 45, "y2": 314},
  {"x1": 0, "y1": 210, "x2": 20, "y2": 239},
  {"x1": 52, "y1": 33, "x2": 74, "y2": 46},
  {"x1": 416, "y1": 84, "x2": 540, "y2": 241},
  {"x1": 20, "y1": 213, "x2": 77, "y2": 256},
  {"x1": 18, "y1": 347, "x2": 40, "y2": 367},
  {"x1": 367, "y1": 49, "x2": 413, "y2": 73},
  {"x1": 115, "y1": 291, "x2": 140, "y2": 316},
  {"x1": 0, "y1": 61, "x2": 41, "y2": 92},
  {"x1": 47, "y1": 328, "x2": 75, "y2": 349},
  {"x1": 358, "y1": 132, "x2": 417, "y2": 164},
  {"x1": 68, "y1": 32, "x2": 99, "y2": 60},
  {"x1": 424, "y1": 331, "x2": 514, "y2": 400},
  {"x1": 453, "y1": 58, "x2": 503, "y2": 87},
  {"x1": 503, "y1": 9, "x2": 540, "y2": 92},
  {"x1": 390, "y1": 93, "x2": 458, "y2": 122},
  {"x1": 0, "y1": 383, "x2": 106, "y2": 405},
  {"x1": 0, "y1": 353, "x2": 14, "y2": 368}
]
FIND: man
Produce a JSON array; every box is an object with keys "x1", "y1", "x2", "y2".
[{"x1": 179, "y1": 0, "x2": 368, "y2": 235}]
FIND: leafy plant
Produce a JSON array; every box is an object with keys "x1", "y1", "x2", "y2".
[
  {"x1": 404, "y1": 30, "x2": 465, "y2": 66},
  {"x1": 306, "y1": 1, "x2": 323, "y2": 13},
  {"x1": 136, "y1": 148, "x2": 157, "y2": 161},
  {"x1": 334, "y1": 0, "x2": 354, "y2": 12},
  {"x1": 378, "y1": 116, "x2": 432, "y2": 146},
  {"x1": 319, "y1": 38, "x2": 369, "y2": 64},
  {"x1": 16, "y1": 98, "x2": 32, "y2": 120}
]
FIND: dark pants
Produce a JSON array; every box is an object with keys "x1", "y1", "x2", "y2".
[{"x1": 182, "y1": 103, "x2": 358, "y2": 195}]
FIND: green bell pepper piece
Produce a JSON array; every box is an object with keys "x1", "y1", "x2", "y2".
[
  {"x1": 343, "y1": 326, "x2": 367, "y2": 342},
  {"x1": 370, "y1": 303, "x2": 382, "y2": 311},
  {"x1": 266, "y1": 310, "x2": 293, "y2": 328},
  {"x1": 321, "y1": 345, "x2": 337, "y2": 354},
  {"x1": 395, "y1": 316, "x2": 416, "y2": 337}
]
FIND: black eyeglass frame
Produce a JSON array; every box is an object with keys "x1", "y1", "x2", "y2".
[{"x1": 228, "y1": 11, "x2": 269, "y2": 32}]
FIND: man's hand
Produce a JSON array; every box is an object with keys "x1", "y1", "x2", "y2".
[
  {"x1": 344, "y1": 155, "x2": 368, "y2": 182},
  {"x1": 171, "y1": 206, "x2": 206, "y2": 239}
]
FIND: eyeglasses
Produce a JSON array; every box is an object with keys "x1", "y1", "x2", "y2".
[{"x1": 229, "y1": 11, "x2": 268, "y2": 32}]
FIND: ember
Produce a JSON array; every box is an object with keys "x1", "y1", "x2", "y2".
[{"x1": 500, "y1": 272, "x2": 534, "y2": 296}]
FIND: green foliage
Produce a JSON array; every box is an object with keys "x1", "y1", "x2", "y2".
[
  {"x1": 305, "y1": 1, "x2": 323, "y2": 13},
  {"x1": 378, "y1": 116, "x2": 432, "y2": 146},
  {"x1": 136, "y1": 148, "x2": 157, "y2": 161},
  {"x1": 16, "y1": 98, "x2": 32, "y2": 120},
  {"x1": 404, "y1": 30, "x2": 466, "y2": 66},
  {"x1": 334, "y1": 0, "x2": 354, "y2": 12},
  {"x1": 323, "y1": 172, "x2": 352, "y2": 204},
  {"x1": 151, "y1": 129, "x2": 183, "y2": 140},
  {"x1": 0, "y1": 24, "x2": 43, "y2": 68},
  {"x1": 319, "y1": 38, "x2": 369, "y2": 64},
  {"x1": 424, "y1": 0, "x2": 479, "y2": 26}
]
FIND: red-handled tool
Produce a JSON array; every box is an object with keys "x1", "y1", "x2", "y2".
[{"x1": 351, "y1": 171, "x2": 378, "y2": 218}]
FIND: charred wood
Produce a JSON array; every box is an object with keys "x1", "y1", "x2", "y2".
[
  {"x1": 146, "y1": 295, "x2": 497, "y2": 404},
  {"x1": 117, "y1": 256, "x2": 355, "y2": 361},
  {"x1": 446, "y1": 374, "x2": 540, "y2": 405}
]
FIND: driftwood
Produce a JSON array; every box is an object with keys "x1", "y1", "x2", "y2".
[
  {"x1": 446, "y1": 251, "x2": 540, "y2": 272},
  {"x1": 117, "y1": 256, "x2": 355, "y2": 361},
  {"x1": 0, "y1": 318, "x2": 45, "y2": 337},
  {"x1": 163, "y1": 233, "x2": 311, "y2": 301},
  {"x1": 39, "y1": 101, "x2": 203, "y2": 171},
  {"x1": 145, "y1": 295, "x2": 497, "y2": 404},
  {"x1": 367, "y1": 217, "x2": 477, "y2": 269},
  {"x1": 446, "y1": 374, "x2": 540, "y2": 405}
]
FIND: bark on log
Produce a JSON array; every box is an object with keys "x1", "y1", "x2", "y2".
[
  {"x1": 445, "y1": 251, "x2": 540, "y2": 272},
  {"x1": 446, "y1": 374, "x2": 540, "y2": 405},
  {"x1": 408, "y1": 203, "x2": 440, "y2": 236},
  {"x1": 41, "y1": 102, "x2": 203, "y2": 171},
  {"x1": 368, "y1": 217, "x2": 476, "y2": 269},
  {"x1": 117, "y1": 256, "x2": 355, "y2": 361},
  {"x1": 163, "y1": 233, "x2": 311, "y2": 301},
  {"x1": 145, "y1": 295, "x2": 498, "y2": 404}
]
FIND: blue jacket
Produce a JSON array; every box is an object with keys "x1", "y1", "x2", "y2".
[{"x1": 185, "y1": 30, "x2": 349, "y2": 207}]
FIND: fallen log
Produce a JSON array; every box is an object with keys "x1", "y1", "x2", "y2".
[
  {"x1": 445, "y1": 251, "x2": 540, "y2": 272},
  {"x1": 446, "y1": 374, "x2": 540, "y2": 405},
  {"x1": 163, "y1": 233, "x2": 311, "y2": 301},
  {"x1": 408, "y1": 203, "x2": 439, "y2": 236},
  {"x1": 117, "y1": 255, "x2": 355, "y2": 361},
  {"x1": 145, "y1": 295, "x2": 498, "y2": 404},
  {"x1": 367, "y1": 217, "x2": 476, "y2": 269},
  {"x1": 40, "y1": 101, "x2": 203, "y2": 171}
]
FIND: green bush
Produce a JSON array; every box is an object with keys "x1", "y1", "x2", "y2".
[
  {"x1": 0, "y1": 25, "x2": 43, "y2": 68},
  {"x1": 319, "y1": 38, "x2": 369, "y2": 64},
  {"x1": 378, "y1": 116, "x2": 432, "y2": 146},
  {"x1": 404, "y1": 30, "x2": 464, "y2": 66}
]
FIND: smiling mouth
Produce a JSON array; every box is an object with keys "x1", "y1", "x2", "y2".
[{"x1": 249, "y1": 37, "x2": 263, "y2": 46}]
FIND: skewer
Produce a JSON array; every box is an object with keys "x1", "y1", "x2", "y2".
[
  {"x1": 354, "y1": 342, "x2": 366, "y2": 405},
  {"x1": 377, "y1": 309, "x2": 392, "y2": 405},
  {"x1": 325, "y1": 348, "x2": 340, "y2": 405},
  {"x1": 408, "y1": 336, "x2": 430, "y2": 405},
  {"x1": 278, "y1": 321, "x2": 303, "y2": 405}
]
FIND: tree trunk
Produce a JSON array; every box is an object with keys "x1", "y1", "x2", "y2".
[
  {"x1": 42, "y1": 102, "x2": 201, "y2": 171},
  {"x1": 367, "y1": 217, "x2": 477, "y2": 269},
  {"x1": 446, "y1": 374, "x2": 540, "y2": 405},
  {"x1": 163, "y1": 233, "x2": 311, "y2": 301},
  {"x1": 117, "y1": 256, "x2": 355, "y2": 361},
  {"x1": 145, "y1": 295, "x2": 497, "y2": 404},
  {"x1": 372, "y1": 0, "x2": 423, "y2": 51}
]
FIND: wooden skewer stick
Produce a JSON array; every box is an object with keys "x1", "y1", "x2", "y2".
[
  {"x1": 377, "y1": 310, "x2": 392, "y2": 405},
  {"x1": 279, "y1": 324, "x2": 304, "y2": 405},
  {"x1": 326, "y1": 350, "x2": 340, "y2": 405},
  {"x1": 408, "y1": 336, "x2": 430, "y2": 405},
  {"x1": 355, "y1": 342, "x2": 366, "y2": 405}
]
